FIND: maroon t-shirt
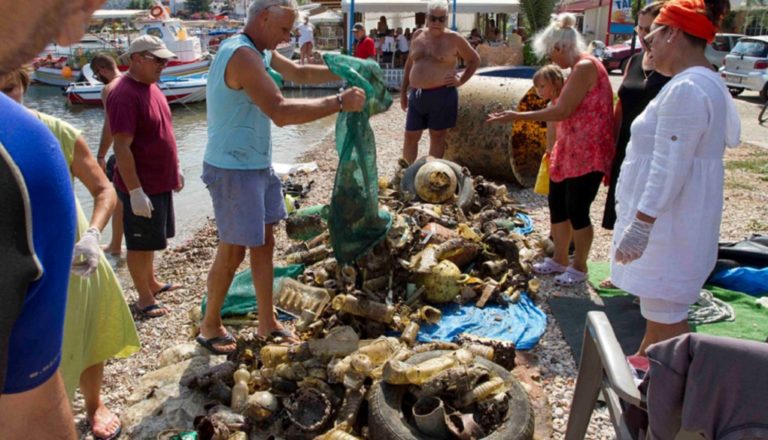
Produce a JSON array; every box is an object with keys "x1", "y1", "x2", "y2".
[
  {"x1": 355, "y1": 36, "x2": 376, "y2": 59},
  {"x1": 107, "y1": 75, "x2": 179, "y2": 195}
]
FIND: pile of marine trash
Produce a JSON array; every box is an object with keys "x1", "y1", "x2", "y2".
[{"x1": 181, "y1": 158, "x2": 549, "y2": 440}]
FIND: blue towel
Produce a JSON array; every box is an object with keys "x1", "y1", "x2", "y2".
[{"x1": 709, "y1": 267, "x2": 768, "y2": 297}]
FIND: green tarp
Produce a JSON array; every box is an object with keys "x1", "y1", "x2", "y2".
[
  {"x1": 323, "y1": 53, "x2": 393, "y2": 264},
  {"x1": 588, "y1": 261, "x2": 768, "y2": 342},
  {"x1": 201, "y1": 264, "x2": 304, "y2": 317}
]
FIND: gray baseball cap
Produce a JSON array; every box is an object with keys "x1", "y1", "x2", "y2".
[{"x1": 119, "y1": 35, "x2": 177, "y2": 64}]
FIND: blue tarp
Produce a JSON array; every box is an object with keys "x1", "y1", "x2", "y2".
[
  {"x1": 709, "y1": 267, "x2": 768, "y2": 297},
  {"x1": 514, "y1": 212, "x2": 534, "y2": 235},
  {"x1": 417, "y1": 293, "x2": 547, "y2": 350}
]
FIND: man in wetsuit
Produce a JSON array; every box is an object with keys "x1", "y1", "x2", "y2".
[
  {"x1": 0, "y1": 0, "x2": 105, "y2": 438},
  {"x1": 400, "y1": 0, "x2": 480, "y2": 164}
]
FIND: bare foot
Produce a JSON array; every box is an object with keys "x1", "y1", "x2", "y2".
[
  {"x1": 89, "y1": 404, "x2": 121, "y2": 439},
  {"x1": 599, "y1": 278, "x2": 617, "y2": 289}
]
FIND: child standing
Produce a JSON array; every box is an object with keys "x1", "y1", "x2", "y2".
[{"x1": 532, "y1": 65, "x2": 565, "y2": 195}]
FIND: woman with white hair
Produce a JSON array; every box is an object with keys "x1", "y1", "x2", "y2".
[{"x1": 486, "y1": 13, "x2": 615, "y2": 286}]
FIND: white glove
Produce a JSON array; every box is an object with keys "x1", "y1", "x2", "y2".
[
  {"x1": 129, "y1": 187, "x2": 154, "y2": 218},
  {"x1": 71, "y1": 227, "x2": 101, "y2": 277},
  {"x1": 615, "y1": 218, "x2": 654, "y2": 265}
]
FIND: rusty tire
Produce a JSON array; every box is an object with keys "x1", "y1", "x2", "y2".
[{"x1": 367, "y1": 350, "x2": 534, "y2": 440}]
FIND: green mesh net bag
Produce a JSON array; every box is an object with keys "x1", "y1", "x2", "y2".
[{"x1": 323, "y1": 53, "x2": 393, "y2": 263}]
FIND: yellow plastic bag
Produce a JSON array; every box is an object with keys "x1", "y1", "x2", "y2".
[{"x1": 534, "y1": 154, "x2": 549, "y2": 195}]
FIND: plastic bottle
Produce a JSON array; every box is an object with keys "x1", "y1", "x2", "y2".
[
  {"x1": 399, "y1": 321, "x2": 420, "y2": 346},
  {"x1": 231, "y1": 364, "x2": 250, "y2": 410},
  {"x1": 260, "y1": 344, "x2": 290, "y2": 368},
  {"x1": 406, "y1": 355, "x2": 457, "y2": 384},
  {"x1": 356, "y1": 337, "x2": 402, "y2": 365},
  {"x1": 418, "y1": 305, "x2": 442, "y2": 324},
  {"x1": 382, "y1": 359, "x2": 411, "y2": 385},
  {"x1": 349, "y1": 353, "x2": 373, "y2": 375},
  {"x1": 332, "y1": 294, "x2": 395, "y2": 324},
  {"x1": 459, "y1": 376, "x2": 506, "y2": 406},
  {"x1": 465, "y1": 344, "x2": 495, "y2": 360}
]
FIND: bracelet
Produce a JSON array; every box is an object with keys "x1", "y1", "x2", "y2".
[{"x1": 336, "y1": 93, "x2": 343, "y2": 112}]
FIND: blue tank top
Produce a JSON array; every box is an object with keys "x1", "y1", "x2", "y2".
[
  {"x1": 204, "y1": 34, "x2": 274, "y2": 170},
  {"x1": 0, "y1": 93, "x2": 76, "y2": 393}
]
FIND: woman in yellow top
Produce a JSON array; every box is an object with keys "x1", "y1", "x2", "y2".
[{"x1": 1, "y1": 67, "x2": 140, "y2": 440}]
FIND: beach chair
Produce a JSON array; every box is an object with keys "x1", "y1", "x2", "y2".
[{"x1": 564, "y1": 312, "x2": 702, "y2": 440}]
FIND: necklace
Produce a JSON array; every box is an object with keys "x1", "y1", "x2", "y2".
[{"x1": 643, "y1": 70, "x2": 655, "y2": 81}]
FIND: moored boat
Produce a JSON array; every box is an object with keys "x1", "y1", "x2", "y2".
[{"x1": 65, "y1": 73, "x2": 207, "y2": 105}]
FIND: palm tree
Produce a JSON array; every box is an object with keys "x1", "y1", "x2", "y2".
[{"x1": 519, "y1": 0, "x2": 558, "y2": 35}]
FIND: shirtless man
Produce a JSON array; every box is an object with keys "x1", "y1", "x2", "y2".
[
  {"x1": 400, "y1": 0, "x2": 479, "y2": 164},
  {"x1": 92, "y1": 53, "x2": 124, "y2": 256}
]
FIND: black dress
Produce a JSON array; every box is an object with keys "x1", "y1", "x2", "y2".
[{"x1": 602, "y1": 53, "x2": 671, "y2": 229}]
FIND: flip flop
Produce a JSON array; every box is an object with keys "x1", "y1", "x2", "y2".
[
  {"x1": 196, "y1": 332, "x2": 237, "y2": 355},
  {"x1": 138, "y1": 303, "x2": 168, "y2": 319},
  {"x1": 554, "y1": 267, "x2": 588, "y2": 287},
  {"x1": 599, "y1": 279, "x2": 617, "y2": 289},
  {"x1": 91, "y1": 414, "x2": 122, "y2": 440},
  {"x1": 532, "y1": 257, "x2": 568, "y2": 275},
  {"x1": 153, "y1": 283, "x2": 180, "y2": 297}
]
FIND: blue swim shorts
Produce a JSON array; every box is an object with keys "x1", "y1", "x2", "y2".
[
  {"x1": 405, "y1": 86, "x2": 459, "y2": 132},
  {"x1": 202, "y1": 162, "x2": 287, "y2": 247}
]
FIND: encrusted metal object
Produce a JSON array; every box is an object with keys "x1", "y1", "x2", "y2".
[{"x1": 285, "y1": 387, "x2": 333, "y2": 432}]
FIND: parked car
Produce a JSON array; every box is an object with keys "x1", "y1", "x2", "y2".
[
  {"x1": 600, "y1": 40, "x2": 642, "y2": 73},
  {"x1": 706, "y1": 33, "x2": 744, "y2": 69},
  {"x1": 720, "y1": 35, "x2": 768, "y2": 99}
]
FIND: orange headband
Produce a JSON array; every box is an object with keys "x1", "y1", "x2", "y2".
[{"x1": 655, "y1": 0, "x2": 717, "y2": 43}]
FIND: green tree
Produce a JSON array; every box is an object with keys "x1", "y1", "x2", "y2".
[
  {"x1": 519, "y1": 0, "x2": 558, "y2": 36},
  {"x1": 185, "y1": 0, "x2": 212, "y2": 13}
]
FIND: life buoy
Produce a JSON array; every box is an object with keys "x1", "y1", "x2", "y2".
[{"x1": 150, "y1": 6, "x2": 164, "y2": 18}]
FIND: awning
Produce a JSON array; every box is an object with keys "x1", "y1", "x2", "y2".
[
  {"x1": 90, "y1": 9, "x2": 147, "y2": 20},
  {"x1": 341, "y1": 0, "x2": 519, "y2": 14},
  {"x1": 557, "y1": 0, "x2": 602, "y2": 13},
  {"x1": 311, "y1": 10, "x2": 345, "y2": 24}
]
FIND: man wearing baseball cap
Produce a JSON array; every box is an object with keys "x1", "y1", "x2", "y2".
[
  {"x1": 353, "y1": 22, "x2": 376, "y2": 60},
  {"x1": 107, "y1": 34, "x2": 184, "y2": 319}
]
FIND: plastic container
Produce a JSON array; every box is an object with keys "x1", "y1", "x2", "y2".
[
  {"x1": 308, "y1": 326, "x2": 360, "y2": 358},
  {"x1": 459, "y1": 376, "x2": 506, "y2": 406},
  {"x1": 332, "y1": 294, "x2": 395, "y2": 324},
  {"x1": 465, "y1": 344, "x2": 495, "y2": 360},
  {"x1": 419, "y1": 305, "x2": 442, "y2": 324},
  {"x1": 274, "y1": 278, "x2": 331, "y2": 319},
  {"x1": 260, "y1": 345, "x2": 290, "y2": 368},
  {"x1": 357, "y1": 337, "x2": 402, "y2": 365}
]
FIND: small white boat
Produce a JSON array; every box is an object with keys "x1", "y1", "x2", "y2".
[{"x1": 65, "y1": 73, "x2": 207, "y2": 105}]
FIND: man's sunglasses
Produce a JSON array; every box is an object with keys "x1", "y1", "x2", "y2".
[
  {"x1": 429, "y1": 14, "x2": 447, "y2": 23},
  {"x1": 141, "y1": 53, "x2": 169, "y2": 65}
]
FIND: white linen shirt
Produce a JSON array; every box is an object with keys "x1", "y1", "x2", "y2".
[{"x1": 611, "y1": 67, "x2": 740, "y2": 305}]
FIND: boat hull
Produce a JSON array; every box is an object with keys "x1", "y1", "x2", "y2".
[{"x1": 35, "y1": 57, "x2": 210, "y2": 87}]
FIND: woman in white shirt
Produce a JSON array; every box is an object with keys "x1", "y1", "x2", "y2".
[
  {"x1": 396, "y1": 27, "x2": 409, "y2": 67},
  {"x1": 297, "y1": 15, "x2": 314, "y2": 65},
  {"x1": 611, "y1": 0, "x2": 740, "y2": 355}
]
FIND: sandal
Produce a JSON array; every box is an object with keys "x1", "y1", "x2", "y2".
[
  {"x1": 90, "y1": 414, "x2": 122, "y2": 440},
  {"x1": 196, "y1": 332, "x2": 237, "y2": 355},
  {"x1": 532, "y1": 257, "x2": 568, "y2": 275},
  {"x1": 554, "y1": 267, "x2": 588, "y2": 287},
  {"x1": 153, "y1": 282, "x2": 181, "y2": 297},
  {"x1": 137, "y1": 303, "x2": 169, "y2": 319}
]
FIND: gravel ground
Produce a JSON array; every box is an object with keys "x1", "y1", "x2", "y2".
[{"x1": 74, "y1": 98, "x2": 768, "y2": 439}]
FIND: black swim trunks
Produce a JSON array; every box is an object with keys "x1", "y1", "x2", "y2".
[{"x1": 405, "y1": 86, "x2": 459, "y2": 131}]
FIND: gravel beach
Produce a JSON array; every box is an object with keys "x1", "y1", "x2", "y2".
[{"x1": 75, "y1": 98, "x2": 768, "y2": 439}]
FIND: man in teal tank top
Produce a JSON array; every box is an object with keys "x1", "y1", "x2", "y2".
[{"x1": 198, "y1": 0, "x2": 366, "y2": 354}]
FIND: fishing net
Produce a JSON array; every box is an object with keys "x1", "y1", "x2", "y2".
[{"x1": 323, "y1": 53, "x2": 393, "y2": 263}]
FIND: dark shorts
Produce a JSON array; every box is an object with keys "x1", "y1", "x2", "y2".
[
  {"x1": 202, "y1": 163, "x2": 287, "y2": 248},
  {"x1": 405, "y1": 86, "x2": 459, "y2": 132},
  {"x1": 117, "y1": 190, "x2": 175, "y2": 251},
  {"x1": 106, "y1": 154, "x2": 116, "y2": 182},
  {"x1": 549, "y1": 172, "x2": 603, "y2": 230}
]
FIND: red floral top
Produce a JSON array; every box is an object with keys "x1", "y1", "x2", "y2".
[{"x1": 549, "y1": 55, "x2": 615, "y2": 182}]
